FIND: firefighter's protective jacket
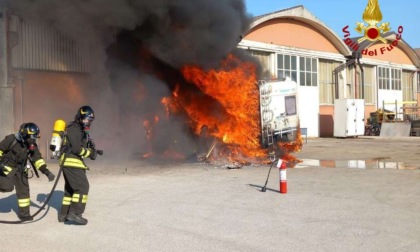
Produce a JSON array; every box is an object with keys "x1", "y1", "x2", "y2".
[
  {"x1": 0, "y1": 134, "x2": 46, "y2": 176},
  {"x1": 59, "y1": 121, "x2": 93, "y2": 169}
]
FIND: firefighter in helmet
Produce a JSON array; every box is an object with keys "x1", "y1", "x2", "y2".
[
  {"x1": 0, "y1": 123, "x2": 55, "y2": 221},
  {"x1": 58, "y1": 105, "x2": 97, "y2": 225}
]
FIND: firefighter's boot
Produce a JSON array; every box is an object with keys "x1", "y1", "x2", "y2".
[
  {"x1": 66, "y1": 213, "x2": 88, "y2": 225},
  {"x1": 58, "y1": 204, "x2": 70, "y2": 223},
  {"x1": 58, "y1": 215, "x2": 67, "y2": 223},
  {"x1": 18, "y1": 214, "x2": 34, "y2": 222},
  {"x1": 18, "y1": 207, "x2": 33, "y2": 222}
]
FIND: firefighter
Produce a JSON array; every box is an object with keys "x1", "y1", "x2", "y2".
[
  {"x1": 58, "y1": 105, "x2": 97, "y2": 225},
  {"x1": 0, "y1": 123, "x2": 55, "y2": 221}
]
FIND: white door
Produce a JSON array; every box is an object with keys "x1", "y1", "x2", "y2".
[
  {"x1": 355, "y1": 99, "x2": 365, "y2": 135},
  {"x1": 298, "y1": 86, "x2": 319, "y2": 137}
]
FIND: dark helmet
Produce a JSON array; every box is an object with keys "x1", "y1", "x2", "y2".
[
  {"x1": 19, "y1": 122, "x2": 41, "y2": 140},
  {"x1": 75, "y1": 105, "x2": 95, "y2": 128}
]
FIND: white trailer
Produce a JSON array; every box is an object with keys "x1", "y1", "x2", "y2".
[{"x1": 259, "y1": 77, "x2": 299, "y2": 151}]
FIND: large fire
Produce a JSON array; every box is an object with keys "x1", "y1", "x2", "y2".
[
  {"x1": 148, "y1": 54, "x2": 303, "y2": 164},
  {"x1": 180, "y1": 54, "x2": 265, "y2": 160}
]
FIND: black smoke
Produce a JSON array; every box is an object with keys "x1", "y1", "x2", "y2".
[
  {"x1": 5, "y1": 0, "x2": 251, "y2": 68},
  {"x1": 4, "y1": 0, "x2": 259, "y2": 160}
]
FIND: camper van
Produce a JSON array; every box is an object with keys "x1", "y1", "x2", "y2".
[{"x1": 259, "y1": 77, "x2": 299, "y2": 148}]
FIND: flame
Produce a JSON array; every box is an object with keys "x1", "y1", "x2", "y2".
[
  {"x1": 142, "y1": 152, "x2": 153, "y2": 158},
  {"x1": 161, "y1": 97, "x2": 172, "y2": 117},
  {"x1": 362, "y1": 0, "x2": 383, "y2": 26},
  {"x1": 177, "y1": 54, "x2": 268, "y2": 162},
  {"x1": 278, "y1": 128, "x2": 303, "y2": 165},
  {"x1": 139, "y1": 54, "x2": 303, "y2": 164}
]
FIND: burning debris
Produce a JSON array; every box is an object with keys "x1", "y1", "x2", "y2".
[{"x1": 4, "y1": 0, "x2": 303, "y2": 164}]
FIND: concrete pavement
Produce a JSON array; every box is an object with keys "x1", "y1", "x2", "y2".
[{"x1": 0, "y1": 137, "x2": 419, "y2": 251}]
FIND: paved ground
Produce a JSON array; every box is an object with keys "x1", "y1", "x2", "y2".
[{"x1": 1, "y1": 136, "x2": 419, "y2": 251}]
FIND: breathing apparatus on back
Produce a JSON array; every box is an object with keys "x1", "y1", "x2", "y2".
[{"x1": 49, "y1": 119, "x2": 66, "y2": 158}]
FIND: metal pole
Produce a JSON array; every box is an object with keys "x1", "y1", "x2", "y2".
[{"x1": 357, "y1": 57, "x2": 364, "y2": 99}]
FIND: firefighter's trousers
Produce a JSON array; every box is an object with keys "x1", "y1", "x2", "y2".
[
  {"x1": 0, "y1": 169, "x2": 31, "y2": 217},
  {"x1": 59, "y1": 167, "x2": 89, "y2": 217}
]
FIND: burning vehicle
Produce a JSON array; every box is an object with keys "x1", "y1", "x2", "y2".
[
  {"x1": 259, "y1": 77, "x2": 299, "y2": 148},
  {"x1": 103, "y1": 32, "x2": 304, "y2": 164},
  {"x1": 125, "y1": 54, "x2": 303, "y2": 164}
]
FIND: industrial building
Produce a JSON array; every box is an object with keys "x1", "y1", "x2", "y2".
[
  {"x1": 239, "y1": 6, "x2": 420, "y2": 137},
  {"x1": 0, "y1": 6, "x2": 115, "y2": 158},
  {"x1": 1, "y1": 4, "x2": 420, "y2": 148}
]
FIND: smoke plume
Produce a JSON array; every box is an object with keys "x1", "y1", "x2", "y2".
[
  {"x1": 4, "y1": 0, "x2": 259, "y2": 161},
  {"x1": 5, "y1": 0, "x2": 251, "y2": 68}
]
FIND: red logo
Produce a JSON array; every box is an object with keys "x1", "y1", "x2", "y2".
[{"x1": 342, "y1": 0, "x2": 403, "y2": 56}]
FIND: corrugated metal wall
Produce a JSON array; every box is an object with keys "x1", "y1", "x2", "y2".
[{"x1": 10, "y1": 15, "x2": 91, "y2": 73}]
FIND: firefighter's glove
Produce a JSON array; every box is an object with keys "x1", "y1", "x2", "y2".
[
  {"x1": 39, "y1": 165, "x2": 55, "y2": 182},
  {"x1": 46, "y1": 170, "x2": 55, "y2": 181},
  {"x1": 89, "y1": 148, "x2": 97, "y2": 160}
]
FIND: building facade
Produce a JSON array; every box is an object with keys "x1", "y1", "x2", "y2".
[
  {"x1": 238, "y1": 6, "x2": 420, "y2": 137},
  {"x1": 0, "y1": 7, "x2": 101, "y2": 149},
  {"x1": 1, "y1": 5, "x2": 420, "y2": 144}
]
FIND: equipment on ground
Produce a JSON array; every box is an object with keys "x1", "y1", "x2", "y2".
[
  {"x1": 333, "y1": 99, "x2": 365, "y2": 138},
  {"x1": 261, "y1": 159, "x2": 288, "y2": 193},
  {"x1": 278, "y1": 160, "x2": 287, "y2": 194},
  {"x1": 261, "y1": 159, "x2": 278, "y2": 192}
]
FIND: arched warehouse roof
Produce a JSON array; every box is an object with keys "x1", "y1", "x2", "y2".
[{"x1": 244, "y1": 5, "x2": 352, "y2": 56}]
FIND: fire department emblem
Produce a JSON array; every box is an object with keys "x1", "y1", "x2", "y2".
[{"x1": 355, "y1": 0, "x2": 390, "y2": 43}]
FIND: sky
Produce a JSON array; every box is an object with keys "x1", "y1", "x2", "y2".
[{"x1": 244, "y1": 0, "x2": 420, "y2": 49}]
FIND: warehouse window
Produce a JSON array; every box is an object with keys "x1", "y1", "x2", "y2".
[
  {"x1": 378, "y1": 67, "x2": 401, "y2": 90},
  {"x1": 401, "y1": 71, "x2": 416, "y2": 101},
  {"x1": 277, "y1": 54, "x2": 297, "y2": 82},
  {"x1": 285, "y1": 95, "x2": 297, "y2": 116},
  {"x1": 391, "y1": 68, "x2": 402, "y2": 90},
  {"x1": 352, "y1": 64, "x2": 375, "y2": 103},
  {"x1": 299, "y1": 57, "x2": 317, "y2": 86},
  {"x1": 363, "y1": 65, "x2": 375, "y2": 104},
  {"x1": 319, "y1": 59, "x2": 340, "y2": 104},
  {"x1": 250, "y1": 50, "x2": 271, "y2": 80},
  {"x1": 378, "y1": 67, "x2": 390, "y2": 90},
  {"x1": 417, "y1": 72, "x2": 420, "y2": 93}
]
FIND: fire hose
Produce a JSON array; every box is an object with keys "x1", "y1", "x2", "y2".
[
  {"x1": 261, "y1": 158, "x2": 278, "y2": 192},
  {"x1": 0, "y1": 155, "x2": 64, "y2": 224}
]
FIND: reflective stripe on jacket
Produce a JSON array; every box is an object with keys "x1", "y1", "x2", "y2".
[
  {"x1": 59, "y1": 122, "x2": 90, "y2": 169},
  {"x1": 0, "y1": 134, "x2": 46, "y2": 175},
  {"x1": 2, "y1": 165, "x2": 13, "y2": 175}
]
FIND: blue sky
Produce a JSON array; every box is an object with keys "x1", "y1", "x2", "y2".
[{"x1": 244, "y1": 0, "x2": 420, "y2": 49}]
